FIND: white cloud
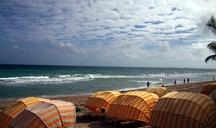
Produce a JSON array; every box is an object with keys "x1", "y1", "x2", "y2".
[{"x1": 1, "y1": 0, "x2": 216, "y2": 68}]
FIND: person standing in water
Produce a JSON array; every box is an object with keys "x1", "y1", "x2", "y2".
[
  {"x1": 161, "y1": 84, "x2": 164, "y2": 87},
  {"x1": 183, "y1": 79, "x2": 186, "y2": 84},
  {"x1": 187, "y1": 78, "x2": 189, "y2": 83},
  {"x1": 147, "y1": 81, "x2": 150, "y2": 88},
  {"x1": 174, "y1": 80, "x2": 177, "y2": 85}
]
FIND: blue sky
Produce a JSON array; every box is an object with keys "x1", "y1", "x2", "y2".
[{"x1": 1, "y1": 0, "x2": 216, "y2": 68}]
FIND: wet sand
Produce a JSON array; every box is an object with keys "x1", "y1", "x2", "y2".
[{"x1": 0, "y1": 80, "x2": 215, "y2": 128}]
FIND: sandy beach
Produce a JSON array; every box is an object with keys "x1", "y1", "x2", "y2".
[{"x1": 1, "y1": 80, "x2": 215, "y2": 128}]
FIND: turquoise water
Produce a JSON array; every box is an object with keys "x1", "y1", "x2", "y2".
[{"x1": 0, "y1": 64, "x2": 216, "y2": 99}]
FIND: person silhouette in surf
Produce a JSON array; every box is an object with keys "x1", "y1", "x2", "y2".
[
  {"x1": 147, "y1": 81, "x2": 150, "y2": 88},
  {"x1": 161, "y1": 84, "x2": 164, "y2": 87}
]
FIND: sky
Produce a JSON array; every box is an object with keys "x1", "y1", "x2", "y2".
[{"x1": 1, "y1": 0, "x2": 216, "y2": 68}]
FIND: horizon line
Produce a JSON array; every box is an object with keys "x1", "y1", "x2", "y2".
[{"x1": 0, "y1": 63, "x2": 215, "y2": 70}]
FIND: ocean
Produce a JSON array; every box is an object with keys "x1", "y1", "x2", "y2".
[{"x1": 0, "y1": 64, "x2": 216, "y2": 99}]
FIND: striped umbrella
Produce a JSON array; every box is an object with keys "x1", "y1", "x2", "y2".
[
  {"x1": 146, "y1": 87, "x2": 168, "y2": 97},
  {"x1": 201, "y1": 83, "x2": 216, "y2": 95},
  {"x1": 107, "y1": 91, "x2": 159, "y2": 123},
  {"x1": 85, "y1": 91, "x2": 121, "y2": 113},
  {"x1": 11, "y1": 100, "x2": 76, "y2": 128},
  {"x1": 209, "y1": 90, "x2": 216, "y2": 103},
  {"x1": 150, "y1": 91, "x2": 216, "y2": 128},
  {"x1": 0, "y1": 97, "x2": 49, "y2": 128}
]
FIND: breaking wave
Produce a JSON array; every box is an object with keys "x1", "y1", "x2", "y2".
[{"x1": 0, "y1": 72, "x2": 215, "y2": 85}]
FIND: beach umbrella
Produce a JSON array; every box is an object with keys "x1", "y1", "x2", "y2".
[
  {"x1": 201, "y1": 83, "x2": 216, "y2": 95},
  {"x1": 84, "y1": 91, "x2": 121, "y2": 113},
  {"x1": 107, "y1": 91, "x2": 159, "y2": 123},
  {"x1": 209, "y1": 90, "x2": 216, "y2": 103},
  {"x1": 150, "y1": 91, "x2": 216, "y2": 128},
  {"x1": 146, "y1": 87, "x2": 168, "y2": 97},
  {"x1": 11, "y1": 100, "x2": 76, "y2": 128},
  {"x1": 0, "y1": 97, "x2": 49, "y2": 128}
]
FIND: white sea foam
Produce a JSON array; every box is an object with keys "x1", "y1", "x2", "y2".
[
  {"x1": 135, "y1": 80, "x2": 148, "y2": 83},
  {"x1": 0, "y1": 75, "x2": 92, "y2": 85},
  {"x1": 0, "y1": 72, "x2": 215, "y2": 85},
  {"x1": 86, "y1": 74, "x2": 146, "y2": 79},
  {"x1": 58, "y1": 75, "x2": 71, "y2": 78},
  {"x1": 117, "y1": 86, "x2": 147, "y2": 92}
]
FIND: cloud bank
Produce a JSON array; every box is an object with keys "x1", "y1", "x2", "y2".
[{"x1": 0, "y1": 0, "x2": 216, "y2": 68}]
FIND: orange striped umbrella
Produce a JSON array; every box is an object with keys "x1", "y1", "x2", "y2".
[
  {"x1": 107, "y1": 91, "x2": 159, "y2": 123},
  {"x1": 0, "y1": 97, "x2": 49, "y2": 128},
  {"x1": 201, "y1": 83, "x2": 216, "y2": 95},
  {"x1": 150, "y1": 91, "x2": 216, "y2": 128},
  {"x1": 11, "y1": 100, "x2": 76, "y2": 128},
  {"x1": 209, "y1": 90, "x2": 216, "y2": 103},
  {"x1": 146, "y1": 87, "x2": 168, "y2": 97},
  {"x1": 85, "y1": 91, "x2": 121, "y2": 113}
]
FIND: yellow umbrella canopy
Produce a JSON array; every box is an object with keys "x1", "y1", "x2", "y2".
[
  {"x1": 150, "y1": 91, "x2": 216, "y2": 128},
  {"x1": 11, "y1": 100, "x2": 76, "y2": 128},
  {"x1": 146, "y1": 87, "x2": 168, "y2": 97},
  {"x1": 0, "y1": 97, "x2": 49, "y2": 128},
  {"x1": 201, "y1": 83, "x2": 216, "y2": 95},
  {"x1": 107, "y1": 91, "x2": 159, "y2": 123},
  {"x1": 84, "y1": 91, "x2": 121, "y2": 113}
]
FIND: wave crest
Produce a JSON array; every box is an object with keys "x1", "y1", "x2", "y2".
[{"x1": 0, "y1": 72, "x2": 215, "y2": 85}]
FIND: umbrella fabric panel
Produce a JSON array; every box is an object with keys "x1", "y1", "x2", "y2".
[
  {"x1": 85, "y1": 97, "x2": 109, "y2": 112},
  {"x1": 161, "y1": 92, "x2": 215, "y2": 113},
  {"x1": 150, "y1": 111, "x2": 201, "y2": 128},
  {"x1": 31, "y1": 102, "x2": 62, "y2": 128},
  {"x1": 18, "y1": 97, "x2": 49, "y2": 107},
  {"x1": 123, "y1": 91, "x2": 159, "y2": 110},
  {"x1": 0, "y1": 112, "x2": 13, "y2": 128},
  {"x1": 85, "y1": 91, "x2": 121, "y2": 112},
  {"x1": 0, "y1": 97, "x2": 48, "y2": 128},
  {"x1": 151, "y1": 99, "x2": 204, "y2": 128},
  {"x1": 108, "y1": 91, "x2": 159, "y2": 122},
  {"x1": 154, "y1": 95, "x2": 208, "y2": 121},
  {"x1": 11, "y1": 102, "x2": 60, "y2": 128},
  {"x1": 201, "y1": 84, "x2": 216, "y2": 95},
  {"x1": 150, "y1": 91, "x2": 216, "y2": 128},
  {"x1": 108, "y1": 103, "x2": 150, "y2": 122},
  {"x1": 11, "y1": 100, "x2": 76, "y2": 128},
  {"x1": 46, "y1": 100, "x2": 76, "y2": 128},
  {"x1": 93, "y1": 91, "x2": 121, "y2": 104},
  {"x1": 0, "y1": 102, "x2": 25, "y2": 128},
  {"x1": 146, "y1": 87, "x2": 168, "y2": 97},
  {"x1": 209, "y1": 90, "x2": 216, "y2": 103},
  {"x1": 4, "y1": 97, "x2": 49, "y2": 117},
  {"x1": 3, "y1": 102, "x2": 26, "y2": 118},
  {"x1": 11, "y1": 110, "x2": 47, "y2": 128},
  {"x1": 95, "y1": 91, "x2": 121, "y2": 98}
]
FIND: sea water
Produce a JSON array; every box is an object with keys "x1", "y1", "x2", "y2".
[{"x1": 0, "y1": 64, "x2": 216, "y2": 99}]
